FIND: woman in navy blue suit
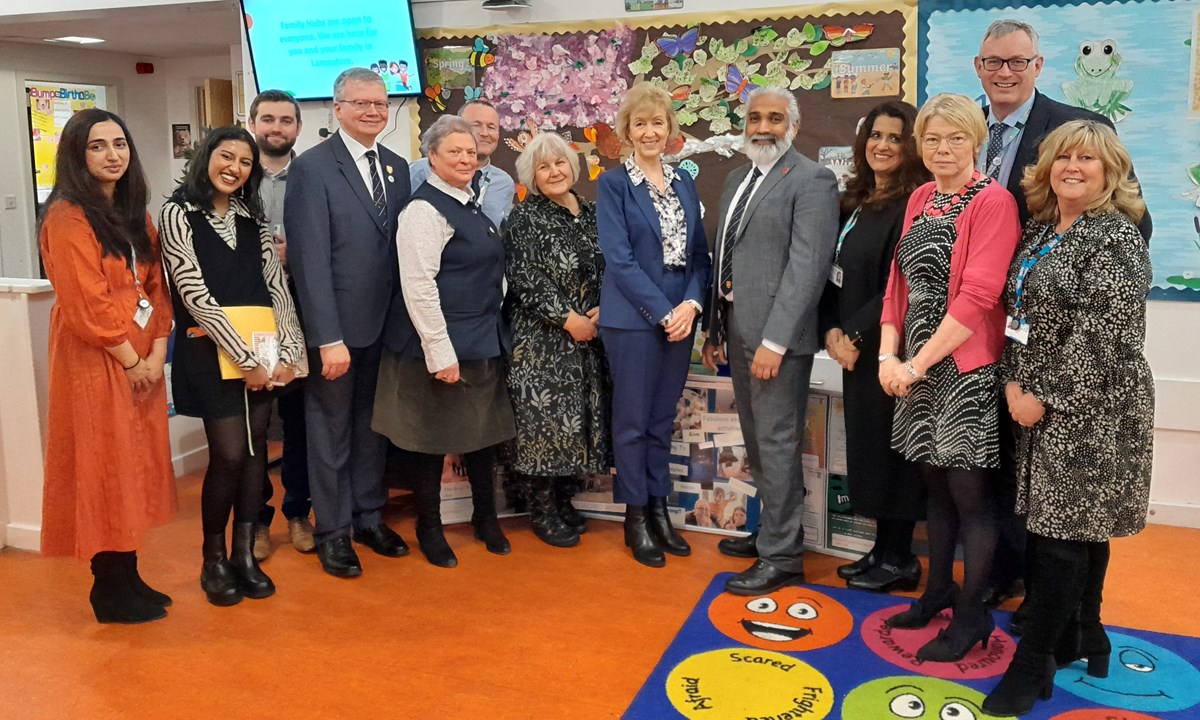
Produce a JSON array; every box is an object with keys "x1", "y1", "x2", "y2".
[{"x1": 597, "y1": 82, "x2": 712, "y2": 567}]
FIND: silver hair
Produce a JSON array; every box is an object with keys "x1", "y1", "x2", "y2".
[
  {"x1": 745, "y1": 86, "x2": 801, "y2": 127},
  {"x1": 980, "y1": 19, "x2": 1041, "y2": 55},
  {"x1": 420, "y1": 115, "x2": 475, "y2": 156},
  {"x1": 515, "y1": 133, "x2": 580, "y2": 194},
  {"x1": 332, "y1": 67, "x2": 387, "y2": 100}
]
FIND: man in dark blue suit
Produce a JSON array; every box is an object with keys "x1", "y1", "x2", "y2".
[
  {"x1": 973, "y1": 19, "x2": 1151, "y2": 625},
  {"x1": 285, "y1": 67, "x2": 411, "y2": 577}
]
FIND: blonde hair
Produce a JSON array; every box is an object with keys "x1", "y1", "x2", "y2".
[
  {"x1": 1021, "y1": 119, "x2": 1145, "y2": 224},
  {"x1": 615, "y1": 82, "x2": 679, "y2": 146},
  {"x1": 915, "y1": 93, "x2": 988, "y2": 151},
  {"x1": 514, "y1": 133, "x2": 580, "y2": 194}
]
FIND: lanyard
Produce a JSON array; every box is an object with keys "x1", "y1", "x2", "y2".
[
  {"x1": 1013, "y1": 218, "x2": 1078, "y2": 312},
  {"x1": 128, "y1": 246, "x2": 144, "y2": 298},
  {"x1": 834, "y1": 206, "x2": 860, "y2": 263}
]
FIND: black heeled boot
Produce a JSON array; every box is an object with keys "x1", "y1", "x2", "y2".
[
  {"x1": 469, "y1": 468, "x2": 510, "y2": 555},
  {"x1": 1055, "y1": 541, "x2": 1112, "y2": 677},
  {"x1": 555, "y1": 476, "x2": 588, "y2": 534},
  {"x1": 414, "y1": 473, "x2": 457, "y2": 568},
  {"x1": 624, "y1": 505, "x2": 665, "y2": 568},
  {"x1": 529, "y1": 477, "x2": 580, "y2": 548},
  {"x1": 90, "y1": 552, "x2": 167, "y2": 624},
  {"x1": 983, "y1": 649, "x2": 1056, "y2": 716},
  {"x1": 916, "y1": 605, "x2": 995, "y2": 662},
  {"x1": 647, "y1": 496, "x2": 690, "y2": 556},
  {"x1": 885, "y1": 583, "x2": 959, "y2": 629},
  {"x1": 118, "y1": 551, "x2": 172, "y2": 607},
  {"x1": 200, "y1": 533, "x2": 243, "y2": 607},
  {"x1": 230, "y1": 522, "x2": 275, "y2": 599}
]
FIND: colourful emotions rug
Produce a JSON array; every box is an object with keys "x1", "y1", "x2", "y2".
[{"x1": 623, "y1": 574, "x2": 1200, "y2": 720}]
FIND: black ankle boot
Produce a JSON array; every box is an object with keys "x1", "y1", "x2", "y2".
[
  {"x1": 983, "y1": 649, "x2": 1056, "y2": 716},
  {"x1": 916, "y1": 607, "x2": 995, "y2": 662},
  {"x1": 118, "y1": 552, "x2": 172, "y2": 607},
  {"x1": 624, "y1": 505, "x2": 665, "y2": 568},
  {"x1": 414, "y1": 474, "x2": 457, "y2": 568},
  {"x1": 469, "y1": 476, "x2": 510, "y2": 556},
  {"x1": 885, "y1": 583, "x2": 959, "y2": 629},
  {"x1": 90, "y1": 552, "x2": 167, "y2": 624},
  {"x1": 647, "y1": 496, "x2": 690, "y2": 556},
  {"x1": 230, "y1": 522, "x2": 275, "y2": 599},
  {"x1": 529, "y1": 477, "x2": 580, "y2": 548},
  {"x1": 554, "y1": 476, "x2": 588, "y2": 534},
  {"x1": 200, "y1": 532, "x2": 243, "y2": 606}
]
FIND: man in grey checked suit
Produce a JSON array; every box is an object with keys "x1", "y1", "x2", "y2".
[{"x1": 702, "y1": 86, "x2": 839, "y2": 595}]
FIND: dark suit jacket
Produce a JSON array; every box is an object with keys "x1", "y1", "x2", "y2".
[
  {"x1": 990, "y1": 90, "x2": 1151, "y2": 241},
  {"x1": 595, "y1": 165, "x2": 711, "y2": 330},
  {"x1": 284, "y1": 131, "x2": 410, "y2": 348}
]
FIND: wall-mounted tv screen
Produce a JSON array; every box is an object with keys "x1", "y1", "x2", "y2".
[{"x1": 240, "y1": 0, "x2": 423, "y2": 101}]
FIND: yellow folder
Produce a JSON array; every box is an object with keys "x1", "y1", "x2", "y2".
[{"x1": 217, "y1": 305, "x2": 278, "y2": 380}]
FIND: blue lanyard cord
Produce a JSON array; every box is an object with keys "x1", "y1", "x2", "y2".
[
  {"x1": 1013, "y1": 218, "x2": 1079, "y2": 311},
  {"x1": 834, "y1": 206, "x2": 861, "y2": 262}
]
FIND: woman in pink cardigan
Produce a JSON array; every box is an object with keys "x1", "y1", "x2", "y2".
[{"x1": 876, "y1": 94, "x2": 1021, "y2": 663}]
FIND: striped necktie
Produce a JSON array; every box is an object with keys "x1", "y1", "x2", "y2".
[
  {"x1": 364, "y1": 149, "x2": 386, "y2": 219},
  {"x1": 719, "y1": 167, "x2": 762, "y2": 299},
  {"x1": 984, "y1": 123, "x2": 1007, "y2": 180}
]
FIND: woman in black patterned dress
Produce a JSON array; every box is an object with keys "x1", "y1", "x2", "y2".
[
  {"x1": 819, "y1": 100, "x2": 929, "y2": 594},
  {"x1": 983, "y1": 121, "x2": 1153, "y2": 716},
  {"x1": 505, "y1": 132, "x2": 611, "y2": 548},
  {"x1": 877, "y1": 94, "x2": 1021, "y2": 661}
]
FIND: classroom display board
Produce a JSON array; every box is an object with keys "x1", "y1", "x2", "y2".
[
  {"x1": 26, "y1": 82, "x2": 106, "y2": 204},
  {"x1": 416, "y1": 1, "x2": 917, "y2": 241},
  {"x1": 919, "y1": 0, "x2": 1200, "y2": 301}
]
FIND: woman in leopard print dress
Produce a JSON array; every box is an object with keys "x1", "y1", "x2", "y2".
[{"x1": 984, "y1": 120, "x2": 1153, "y2": 717}]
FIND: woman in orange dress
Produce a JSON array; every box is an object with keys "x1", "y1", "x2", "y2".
[{"x1": 39, "y1": 108, "x2": 177, "y2": 624}]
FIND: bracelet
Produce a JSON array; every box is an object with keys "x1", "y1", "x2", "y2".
[
  {"x1": 878, "y1": 353, "x2": 898, "y2": 363},
  {"x1": 903, "y1": 361, "x2": 926, "y2": 380},
  {"x1": 122, "y1": 357, "x2": 142, "y2": 370}
]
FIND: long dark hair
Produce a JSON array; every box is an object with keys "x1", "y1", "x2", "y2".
[
  {"x1": 37, "y1": 108, "x2": 153, "y2": 262},
  {"x1": 841, "y1": 100, "x2": 929, "y2": 214},
  {"x1": 172, "y1": 125, "x2": 266, "y2": 220}
]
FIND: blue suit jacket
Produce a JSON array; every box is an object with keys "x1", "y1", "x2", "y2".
[
  {"x1": 284, "y1": 132, "x2": 410, "y2": 348},
  {"x1": 596, "y1": 165, "x2": 711, "y2": 330}
]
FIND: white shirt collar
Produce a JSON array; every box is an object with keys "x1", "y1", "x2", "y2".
[
  {"x1": 338, "y1": 131, "x2": 379, "y2": 162},
  {"x1": 751, "y1": 149, "x2": 786, "y2": 177},
  {"x1": 429, "y1": 172, "x2": 476, "y2": 205}
]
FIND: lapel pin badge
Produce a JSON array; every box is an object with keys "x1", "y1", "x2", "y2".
[
  {"x1": 387, "y1": 175, "x2": 394, "y2": 183},
  {"x1": 781, "y1": 166, "x2": 790, "y2": 175},
  {"x1": 386, "y1": 165, "x2": 393, "y2": 174}
]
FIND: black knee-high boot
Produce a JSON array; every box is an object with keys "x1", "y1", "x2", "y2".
[
  {"x1": 230, "y1": 521, "x2": 275, "y2": 599},
  {"x1": 1055, "y1": 540, "x2": 1111, "y2": 676},
  {"x1": 90, "y1": 551, "x2": 167, "y2": 624},
  {"x1": 464, "y1": 447, "x2": 510, "y2": 555},
  {"x1": 412, "y1": 455, "x2": 457, "y2": 568},
  {"x1": 984, "y1": 535, "x2": 1088, "y2": 716}
]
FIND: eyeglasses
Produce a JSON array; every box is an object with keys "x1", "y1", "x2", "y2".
[
  {"x1": 921, "y1": 134, "x2": 972, "y2": 149},
  {"x1": 978, "y1": 56, "x2": 1039, "y2": 72},
  {"x1": 337, "y1": 99, "x2": 389, "y2": 112}
]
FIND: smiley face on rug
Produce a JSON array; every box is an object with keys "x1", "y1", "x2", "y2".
[
  {"x1": 841, "y1": 676, "x2": 1009, "y2": 720},
  {"x1": 707, "y1": 585, "x2": 853, "y2": 651},
  {"x1": 1055, "y1": 632, "x2": 1200, "y2": 713}
]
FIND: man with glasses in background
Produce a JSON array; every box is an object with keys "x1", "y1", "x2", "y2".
[
  {"x1": 285, "y1": 67, "x2": 412, "y2": 578},
  {"x1": 972, "y1": 19, "x2": 1151, "y2": 631}
]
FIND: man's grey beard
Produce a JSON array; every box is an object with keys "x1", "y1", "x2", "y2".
[{"x1": 743, "y1": 126, "x2": 796, "y2": 166}]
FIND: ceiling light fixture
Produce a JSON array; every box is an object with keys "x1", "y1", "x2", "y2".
[{"x1": 45, "y1": 36, "x2": 105, "y2": 44}]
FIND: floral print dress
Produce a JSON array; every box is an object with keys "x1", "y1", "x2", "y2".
[{"x1": 504, "y1": 192, "x2": 612, "y2": 476}]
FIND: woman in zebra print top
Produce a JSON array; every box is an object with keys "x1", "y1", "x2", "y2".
[{"x1": 159, "y1": 126, "x2": 304, "y2": 607}]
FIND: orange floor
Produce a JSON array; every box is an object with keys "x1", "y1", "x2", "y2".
[{"x1": 1, "y1": 468, "x2": 1198, "y2": 720}]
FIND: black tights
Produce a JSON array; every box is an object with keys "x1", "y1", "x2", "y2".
[
  {"x1": 201, "y1": 393, "x2": 273, "y2": 535},
  {"x1": 921, "y1": 463, "x2": 996, "y2": 620},
  {"x1": 871, "y1": 517, "x2": 917, "y2": 565},
  {"x1": 406, "y1": 446, "x2": 498, "y2": 518}
]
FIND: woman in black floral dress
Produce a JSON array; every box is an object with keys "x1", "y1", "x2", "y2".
[
  {"x1": 984, "y1": 121, "x2": 1153, "y2": 717},
  {"x1": 505, "y1": 132, "x2": 611, "y2": 548},
  {"x1": 878, "y1": 94, "x2": 1021, "y2": 662}
]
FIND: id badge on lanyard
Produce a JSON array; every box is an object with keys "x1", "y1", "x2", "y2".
[{"x1": 130, "y1": 247, "x2": 154, "y2": 329}]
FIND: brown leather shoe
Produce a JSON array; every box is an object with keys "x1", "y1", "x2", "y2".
[
  {"x1": 288, "y1": 517, "x2": 316, "y2": 554},
  {"x1": 252, "y1": 524, "x2": 272, "y2": 562}
]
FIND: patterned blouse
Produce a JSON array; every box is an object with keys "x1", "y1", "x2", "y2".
[
  {"x1": 159, "y1": 196, "x2": 304, "y2": 371},
  {"x1": 624, "y1": 155, "x2": 688, "y2": 267}
]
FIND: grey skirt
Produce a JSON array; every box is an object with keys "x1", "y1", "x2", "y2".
[{"x1": 372, "y1": 351, "x2": 515, "y2": 455}]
